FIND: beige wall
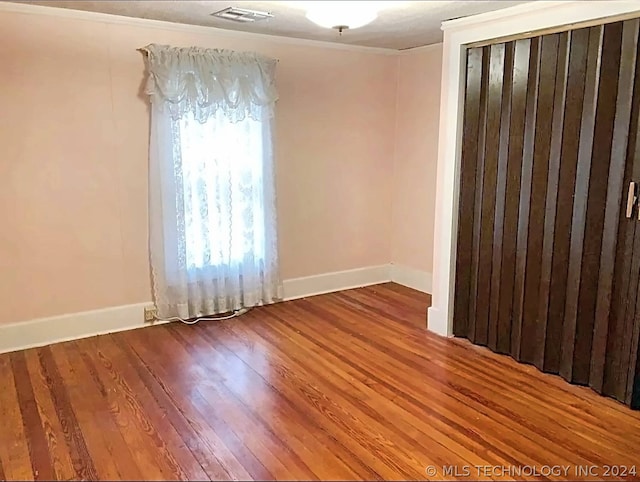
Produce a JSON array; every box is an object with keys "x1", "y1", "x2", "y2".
[
  {"x1": 0, "y1": 6, "x2": 443, "y2": 325},
  {"x1": 0, "y1": 8, "x2": 400, "y2": 324},
  {"x1": 391, "y1": 45, "x2": 443, "y2": 273}
]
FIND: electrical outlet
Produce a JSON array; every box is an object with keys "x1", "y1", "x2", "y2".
[{"x1": 144, "y1": 306, "x2": 158, "y2": 323}]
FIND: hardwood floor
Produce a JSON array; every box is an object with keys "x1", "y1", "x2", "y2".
[{"x1": 1, "y1": 283, "x2": 639, "y2": 481}]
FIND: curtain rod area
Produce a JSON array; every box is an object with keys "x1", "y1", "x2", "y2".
[{"x1": 136, "y1": 47, "x2": 279, "y2": 62}]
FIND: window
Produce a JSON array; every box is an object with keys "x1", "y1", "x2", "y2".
[
  {"x1": 177, "y1": 112, "x2": 267, "y2": 272},
  {"x1": 144, "y1": 43, "x2": 280, "y2": 318}
]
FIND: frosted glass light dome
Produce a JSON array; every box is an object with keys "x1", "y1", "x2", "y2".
[{"x1": 305, "y1": 2, "x2": 379, "y2": 30}]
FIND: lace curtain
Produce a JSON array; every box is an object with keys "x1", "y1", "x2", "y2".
[{"x1": 143, "y1": 44, "x2": 281, "y2": 319}]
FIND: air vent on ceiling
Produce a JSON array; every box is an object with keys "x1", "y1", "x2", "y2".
[{"x1": 211, "y1": 7, "x2": 273, "y2": 23}]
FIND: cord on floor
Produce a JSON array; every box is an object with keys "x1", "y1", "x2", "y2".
[{"x1": 156, "y1": 307, "x2": 252, "y2": 325}]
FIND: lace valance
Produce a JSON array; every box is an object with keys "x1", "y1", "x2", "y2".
[{"x1": 142, "y1": 43, "x2": 278, "y2": 122}]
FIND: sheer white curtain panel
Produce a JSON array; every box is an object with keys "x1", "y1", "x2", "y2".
[{"x1": 143, "y1": 44, "x2": 281, "y2": 319}]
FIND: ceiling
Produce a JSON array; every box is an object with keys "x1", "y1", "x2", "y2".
[{"x1": 15, "y1": 1, "x2": 528, "y2": 50}]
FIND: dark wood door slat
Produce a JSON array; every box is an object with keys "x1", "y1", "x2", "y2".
[
  {"x1": 488, "y1": 41, "x2": 515, "y2": 353},
  {"x1": 513, "y1": 33, "x2": 559, "y2": 368},
  {"x1": 577, "y1": 22, "x2": 624, "y2": 388},
  {"x1": 510, "y1": 39, "x2": 538, "y2": 360},
  {"x1": 513, "y1": 37, "x2": 542, "y2": 362},
  {"x1": 497, "y1": 38, "x2": 534, "y2": 356},
  {"x1": 545, "y1": 26, "x2": 591, "y2": 377},
  {"x1": 561, "y1": 24, "x2": 605, "y2": 383},
  {"x1": 591, "y1": 18, "x2": 640, "y2": 393},
  {"x1": 536, "y1": 31, "x2": 571, "y2": 372},
  {"x1": 467, "y1": 46, "x2": 491, "y2": 344},
  {"x1": 453, "y1": 47, "x2": 485, "y2": 338},
  {"x1": 474, "y1": 42, "x2": 506, "y2": 346}
]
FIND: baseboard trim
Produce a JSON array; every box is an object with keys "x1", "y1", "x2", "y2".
[
  {"x1": 282, "y1": 265, "x2": 391, "y2": 301},
  {"x1": 0, "y1": 303, "x2": 170, "y2": 355},
  {"x1": 390, "y1": 264, "x2": 432, "y2": 294},
  {"x1": 0, "y1": 263, "x2": 434, "y2": 354}
]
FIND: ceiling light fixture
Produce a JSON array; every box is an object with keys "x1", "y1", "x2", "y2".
[{"x1": 305, "y1": 1, "x2": 381, "y2": 34}]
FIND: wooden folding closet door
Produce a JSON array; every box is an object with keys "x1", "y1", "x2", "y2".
[{"x1": 453, "y1": 18, "x2": 640, "y2": 408}]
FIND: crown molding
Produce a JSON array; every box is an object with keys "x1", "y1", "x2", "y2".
[
  {"x1": 398, "y1": 42, "x2": 443, "y2": 55},
  {"x1": 0, "y1": 1, "x2": 399, "y2": 56},
  {"x1": 441, "y1": 1, "x2": 565, "y2": 31}
]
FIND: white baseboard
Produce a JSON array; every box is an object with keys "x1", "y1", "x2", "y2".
[
  {"x1": 0, "y1": 263, "x2": 433, "y2": 354},
  {"x1": 282, "y1": 264, "x2": 391, "y2": 301},
  {"x1": 0, "y1": 303, "x2": 171, "y2": 355},
  {"x1": 390, "y1": 264, "x2": 432, "y2": 294}
]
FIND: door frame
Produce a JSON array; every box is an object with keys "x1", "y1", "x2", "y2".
[{"x1": 428, "y1": 1, "x2": 640, "y2": 336}]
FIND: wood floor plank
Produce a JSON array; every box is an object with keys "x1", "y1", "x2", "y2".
[
  {"x1": 126, "y1": 327, "x2": 284, "y2": 480},
  {"x1": 278, "y1": 299, "x2": 574, "y2": 469},
  {"x1": 0, "y1": 355, "x2": 34, "y2": 481},
  {"x1": 23, "y1": 350, "x2": 76, "y2": 481},
  {"x1": 160, "y1": 326, "x2": 381, "y2": 480},
  {"x1": 335, "y1": 286, "x2": 640, "y2": 448},
  {"x1": 211, "y1": 320, "x2": 434, "y2": 480},
  {"x1": 138, "y1": 328, "x2": 275, "y2": 481},
  {"x1": 238, "y1": 312, "x2": 512, "y2": 479},
  {"x1": 78, "y1": 338, "x2": 186, "y2": 480},
  {"x1": 10, "y1": 351, "x2": 55, "y2": 481},
  {"x1": 91, "y1": 336, "x2": 209, "y2": 481},
  {"x1": 1, "y1": 283, "x2": 639, "y2": 481},
  {"x1": 162, "y1": 328, "x2": 320, "y2": 481},
  {"x1": 36, "y1": 346, "x2": 101, "y2": 481},
  {"x1": 49, "y1": 342, "x2": 136, "y2": 480},
  {"x1": 260, "y1": 308, "x2": 519, "y2": 468},
  {"x1": 335, "y1": 289, "x2": 640, "y2": 450},
  {"x1": 116, "y1": 336, "x2": 246, "y2": 481},
  {"x1": 304, "y1": 294, "x2": 636, "y2": 466},
  {"x1": 345, "y1": 305, "x2": 640, "y2": 462},
  {"x1": 347, "y1": 288, "x2": 588, "y2": 397},
  {"x1": 130, "y1": 326, "x2": 358, "y2": 480}
]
